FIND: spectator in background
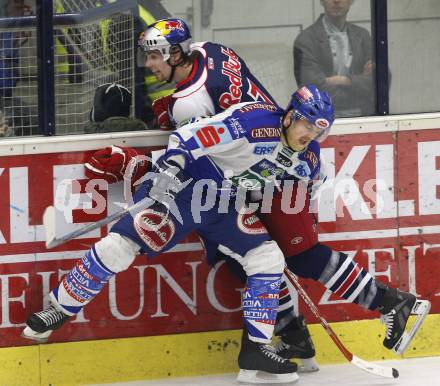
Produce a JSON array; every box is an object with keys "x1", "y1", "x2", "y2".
[
  {"x1": 0, "y1": 0, "x2": 38, "y2": 136},
  {"x1": 84, "y1": 82, "x2": 147, "y2": 134},
  {"x1": 0, "y1": 1, "x2": 23, "y2": 99},
  {"x1": 294, "y1": 0, "x2": 374, "y2": 117}
]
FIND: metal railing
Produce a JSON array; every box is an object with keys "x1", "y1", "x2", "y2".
[{"x1": 0, "y1": 0, "x2": 139, "y2": 136}]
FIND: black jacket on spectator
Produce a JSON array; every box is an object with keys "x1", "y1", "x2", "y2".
[{"x1": 294, "y1": 14, "x2": 375, "y2": 116}]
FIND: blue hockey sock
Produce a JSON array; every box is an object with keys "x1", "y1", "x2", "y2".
[
  {"x1": 242, "y1": 273, "x2": 282, "y2": 343},
  {"x1": 50, "y1": 247, "x2": 115, "y2": 315}
]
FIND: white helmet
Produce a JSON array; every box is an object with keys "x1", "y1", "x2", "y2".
[{"x1": 138, "y1": 18, "x2": 192, "y2": 61}]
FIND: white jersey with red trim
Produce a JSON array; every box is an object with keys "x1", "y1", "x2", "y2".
[{"x1": 169, "y1": 42, "x2": 276, "y2": 128}]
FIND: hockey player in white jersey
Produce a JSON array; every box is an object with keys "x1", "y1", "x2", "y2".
[
  {"x1": 138, "y1": 18, "x2": 276, "y2": 130},
  {"x1": 23, "y1": 86, "x2": 336, "y2": 384}
]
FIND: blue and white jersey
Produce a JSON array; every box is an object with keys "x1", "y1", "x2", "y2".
[
  {"x1": 169, "y1": 42, "x2": 276, "y2": 127},
  {"x1": 167, "y1": 102, "x2": 321, "y2": 192}
]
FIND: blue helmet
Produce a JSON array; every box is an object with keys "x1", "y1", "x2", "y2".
[
  {"x1": 286, "y1": 84, "x2": 335, "y2": 143},
  {"x1": 138, "y1": 18, "x2": 192, "y2": 61}
]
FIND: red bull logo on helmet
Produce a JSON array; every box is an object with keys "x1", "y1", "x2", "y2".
[
  {"x1": 154, "y1": 19, "x2": 185, "y2": 36},
  {"x1": 297, "y1": 86, "x2": 313, "y2": 101}
]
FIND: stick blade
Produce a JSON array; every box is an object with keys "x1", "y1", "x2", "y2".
[
  {"x1": 43, "y1": 206, "x2": 57, "y2": 249},
  {"x1": 351, "y1": 355, "x2": 399, "y2": 378}
]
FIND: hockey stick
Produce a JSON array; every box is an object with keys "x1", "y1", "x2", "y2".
[
  {"x1": 43, "y1": 196, "x2": 154, "y2": 249},
  {"x1": 44, "y1": 160, "x2": 189, "y2": 249},
  {"x1": 283, "y1": 267, "x2": 399, "y2": 379}
]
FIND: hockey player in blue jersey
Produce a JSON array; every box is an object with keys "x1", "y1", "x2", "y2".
[
  {"x1": 23, "y1": 85, "x2": 335, "y2": 384},
  {"x1": 81, "y1": 18, "x2": 431, "y2": 373},
  {"x1": 86, "y1": 18, "x2": 320, "y2": 372},
  {"x1": 136, "y1": 19, "x2": 431, "y2": 359}
]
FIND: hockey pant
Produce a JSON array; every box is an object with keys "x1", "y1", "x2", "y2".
[{"x1": 50, "y1": 179, "x2": 284, "y2": 343}]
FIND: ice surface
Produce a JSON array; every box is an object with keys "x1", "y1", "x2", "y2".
[{"x1": 88, "y1": 356, "x2": 439, "y2": 386}]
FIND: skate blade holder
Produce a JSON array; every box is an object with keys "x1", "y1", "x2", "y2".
[
  {"x1": 21, "y1": 326, "x2": 53, "y2": 343},
  {"x1": 298, "y1": 357, "x2": 319, "y2": 373},
  {"x1": 394, "y1": 299, "x2": 431, "y2": 355},
  {"x1": 237, "y1": 369, "x2": 299, "y2": 384}
]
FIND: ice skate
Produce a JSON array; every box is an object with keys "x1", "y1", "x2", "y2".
[
  {"x1": 272, "y1": 315, "x2": 319, "y2": 372},
  {"x1": 21, "y1": 305, "x2": 69, "y2": 342},
  {"x1": 378, "y1": 284, "x2": 431, "y2": 355},
  {"x1": 237, "y1": 328, "x2": 299, "y2": 384}
]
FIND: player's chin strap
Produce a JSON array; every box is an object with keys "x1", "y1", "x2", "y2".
[
  {"x1": 166, "y1": 63, "x2": 178, "y2": 83},
  {"x1": 166, "y1": 45, "x2": 189, "y2": 83}
]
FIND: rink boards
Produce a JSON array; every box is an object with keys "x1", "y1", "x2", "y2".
[{"x1": 1, "y1": 114, "x2": 440, "y2": 385}]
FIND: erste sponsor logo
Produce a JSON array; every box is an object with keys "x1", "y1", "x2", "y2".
[{"x1": 254, "y1": 144, "x2": 276, "y2": 155}]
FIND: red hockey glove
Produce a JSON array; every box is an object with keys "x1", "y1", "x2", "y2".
[
  {"x1": 84, "y1": 146, "x2": 149, "y2": 184},
  {"x1": 152, "y1": 95, "x2": 173, "y2": 130}
]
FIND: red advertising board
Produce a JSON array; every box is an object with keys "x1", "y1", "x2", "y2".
[
  {"x1": 315, "y1": 129, "x2": 440, "y2": 321},
  {"x1": 0, "y1": 149, "x2": 244, "y2": 347},
  {"x1": 0, "y1": 128, "x2": 439, "y2": 348}
]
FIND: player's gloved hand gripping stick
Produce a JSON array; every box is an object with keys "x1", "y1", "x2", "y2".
[{"x1": 44, "y1": 157, "x2": 191, "y2": 249}]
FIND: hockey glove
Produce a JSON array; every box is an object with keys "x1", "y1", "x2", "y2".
[
  {"x1": 152, "y1": 95, "x2": 173, "y2": 130},
  {"x1": 147, "y1": 157, "x2": 192, "y2": 225},
  {"x1": 84, "y1": 145, "x2": 149, "y2": 184},
  {"x1": 149, "y1": 158, "x2": 191, "y2": 204}
]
